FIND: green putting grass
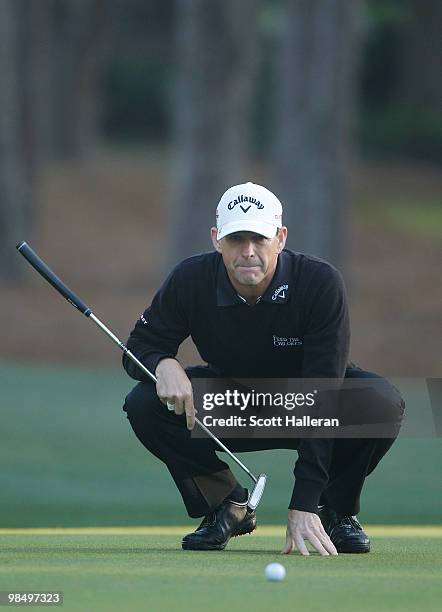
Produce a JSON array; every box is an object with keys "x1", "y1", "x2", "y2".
[{"x1": 0, "y1": 527, "x2": 441, "y2": 612}]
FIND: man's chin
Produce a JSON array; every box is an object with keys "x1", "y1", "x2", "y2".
[{"x1": 235, "y1": 273, "x2": 262, "y2": 286}]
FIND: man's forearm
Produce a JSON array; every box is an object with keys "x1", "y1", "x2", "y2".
[
  {"x1": 289, "y1": 438, "x2": 334, "y2": 513},
  {"x1": 122, "y1": 338, "x2": 176, "y2": 382}
]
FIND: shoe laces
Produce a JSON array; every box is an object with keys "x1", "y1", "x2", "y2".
[
  {"x1": 336, "y1": 515, "x2": 361, "y2": 531},
  {"x1": 197, "y1": 511, "x2": 217, "y2": 530}
]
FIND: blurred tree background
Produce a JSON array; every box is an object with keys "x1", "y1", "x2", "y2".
[{"x1": 1, "y1": 0, "x2": 441, "y2": 374}]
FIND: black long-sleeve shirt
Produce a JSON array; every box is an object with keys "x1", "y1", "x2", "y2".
[{"x1": 122, "y1": 249, "x2": 350, "y2": 513}]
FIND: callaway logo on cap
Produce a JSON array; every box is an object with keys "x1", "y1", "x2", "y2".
[{"x1": 216, "y1": 182, "x2": 283, "y2": 240}]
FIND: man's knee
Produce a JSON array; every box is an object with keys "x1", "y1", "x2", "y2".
[
  {"x1": 123, "y1": 381, "x2": 159, "y2": 420},
  {"x1": 344, "y1": 367, "x2": 405, "y2": 424},
  {"x1": 374, "y1": 377, "x2": 405, "y2": 425},
  {"x1": 384, "y1": 381, "x2": 406, "y2": 423}
]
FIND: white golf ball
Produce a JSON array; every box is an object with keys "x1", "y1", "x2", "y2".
[{"x1": 265, "y1": 562, "x2": 286, "y2": 582}]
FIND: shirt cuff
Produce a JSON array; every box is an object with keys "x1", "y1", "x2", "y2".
[
  {"x1": 288, "y1": 479, "x2": 324, "y2": 513},
  {"x1": 144, "y1": 352, "x2": 177, "y2": 375}
]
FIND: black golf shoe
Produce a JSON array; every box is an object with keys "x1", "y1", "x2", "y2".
[
  {"x1": 318, "y1": 506, "x2": 370, "y2": 553},
  {"x1": 181, "y1": 498, "x2": 256, "y2": 551}
]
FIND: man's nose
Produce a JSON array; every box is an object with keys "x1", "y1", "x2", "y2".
[{"x1": 240, "y1": 240, "x2": 256, "y2": 257}]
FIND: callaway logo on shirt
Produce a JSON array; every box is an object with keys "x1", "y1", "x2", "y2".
[{"x1": 272, "y1": 284, "x2": 289, "y2": 300}]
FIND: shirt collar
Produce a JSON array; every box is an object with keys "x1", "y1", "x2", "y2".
[{"x1": 216, "y1": 250, "x2": 292, "y2": 307}]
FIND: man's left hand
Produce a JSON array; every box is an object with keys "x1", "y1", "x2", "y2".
[{"x1": 282, "y1": 509, "x2": 338, "y2": 556}]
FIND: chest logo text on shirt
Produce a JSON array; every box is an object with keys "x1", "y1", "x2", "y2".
[{"x1": 273, "y1": 335, "x2": 303, "y2": 347}]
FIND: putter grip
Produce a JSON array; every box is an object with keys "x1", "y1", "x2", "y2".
[{"x1": 16, "y1": 241, "x2": 91, "y2": 316}]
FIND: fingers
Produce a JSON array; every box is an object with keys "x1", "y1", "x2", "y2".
[
  {"x1": 164, "y1": 392, "x2": 195, "y2": 429},
  {"x1": 184, "y1": 392, "x2": 196, "y2": 430},
  {"x1": 307, "y1": 533, "x2": 330, "y2": 556},
  {"x1": 318, "y1": 531, "x2": 338, "y2": 556},
  {"x1": 294, "y1": 533, "x2": 310, "y2": 556},
  {"x1": 155, "y1": 361, "x2": 194, "y2": 423},
  {"x1": 281, "y1": 531, "x2": 293, "y2": 555},
  {"x1": 283, "y1": 524, "x2": 310, "y2": 556},
  {"x1": 287, "y1": 531, "x2": 337, "y2": 557},
  {"x1": 284, "y1": 513, "x2": 338, "y2": 557},
  {"x1": 173, "y1": 397, "x2": 185, "y2": 415},
  {"x1": 315, "y1": 520, "x2": 338, "y2": 555},
  {"x1": 158, "y1": 388, "x2": 195, "y2": 430},
  {"x1": 284, "y1": 530, "x2": 329, "y2": 556}
]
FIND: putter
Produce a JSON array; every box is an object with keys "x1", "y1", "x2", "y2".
[{"x1": 16, "y1": 241, "x2": 267, "y2": 511}]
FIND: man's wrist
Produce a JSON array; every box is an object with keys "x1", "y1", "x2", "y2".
[
  {"x1": 155, "y1": 356, "x2": 178, "y2": 376},
  {"x1": 147, "y1": 354, "x2": 176, "y2": 376}
]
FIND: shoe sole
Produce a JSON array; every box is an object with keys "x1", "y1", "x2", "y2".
[
  {"x1": 181, "y1": 540, "x2": 227, "y2": 551},
  {"x1": 336, "y1": 544, "x2": 370, "y2": 554}
]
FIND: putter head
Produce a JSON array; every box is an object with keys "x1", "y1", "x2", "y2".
[{"x1": 247, "y1": 474, "x2": 267, "y2": 510}]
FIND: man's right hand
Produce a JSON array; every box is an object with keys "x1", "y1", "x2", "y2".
[{"x1": 155, "y1": 358, "x2": 196, "y2": 430}]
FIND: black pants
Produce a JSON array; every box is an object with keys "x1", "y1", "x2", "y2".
[{"x1": 123, "y1": 365, "x2": 405, "y2": 518}]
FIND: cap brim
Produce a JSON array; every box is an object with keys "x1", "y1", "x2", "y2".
[{"x1": 217, "y1": 220, "x2": 279, "y2": 240}]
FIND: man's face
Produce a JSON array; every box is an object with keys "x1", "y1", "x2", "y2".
[{"x1": 210, "y1": 227, "x2": 287, "y2": 288}]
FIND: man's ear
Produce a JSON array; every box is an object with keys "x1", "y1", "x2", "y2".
[
  {"x1": 276, "y1": 226, "x2": 288, "y2": 253},
  {"x1": 210, "y1": 227, "x2": 222, "y2": 253}
]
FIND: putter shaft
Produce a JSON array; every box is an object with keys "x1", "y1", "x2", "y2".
[{"x1": 89, "y1": 313, "x2": 259, "y2": 484}]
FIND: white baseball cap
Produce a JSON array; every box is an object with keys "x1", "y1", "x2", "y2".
[{"x1": 216, "y1": 182, "x2": 283, "y2": 240}]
